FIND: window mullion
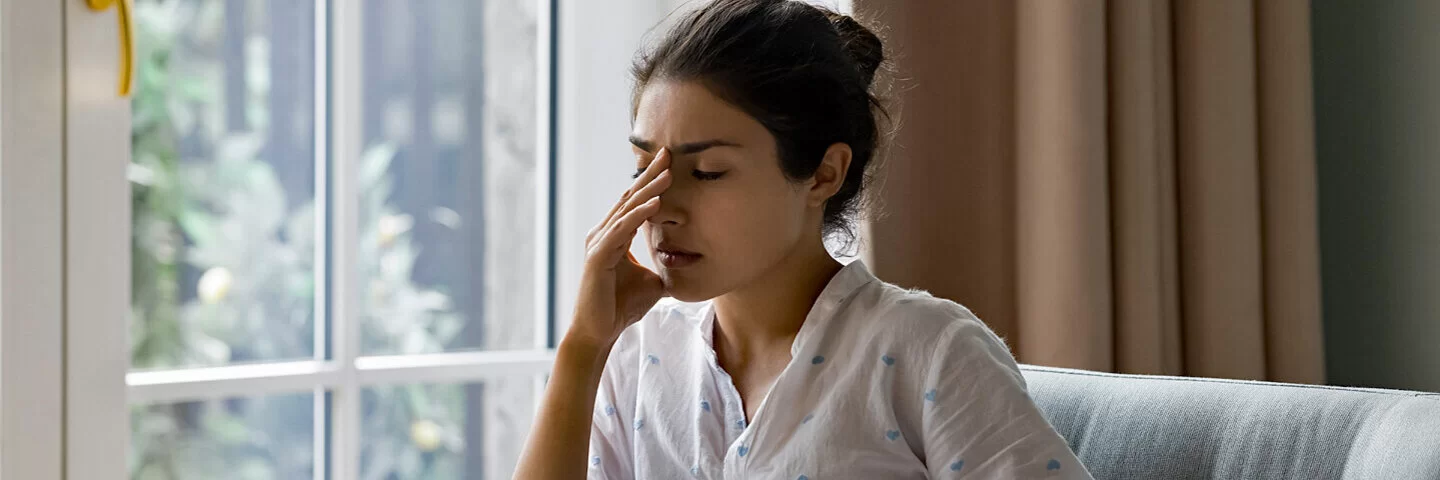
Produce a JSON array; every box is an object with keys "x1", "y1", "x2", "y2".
[
  {"x1": 65, "y1": 0, "x2": 134, "y2": 477},
  {"x1": 537, "y1": 0, "x2": 559, "y2": 352},
  {"x1": 328, "y1": 0, "x2": 364, "y2": 477},
  {"x1": 126, "y1": 360, "x2": 342, "y2": 404},
  {"x1": 313, "y1": 1, "x2": 333, "y2": 479}
]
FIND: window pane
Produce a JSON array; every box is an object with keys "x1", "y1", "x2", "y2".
[
  {"x1": 129, "y1": 392, "x2": 316, "y2": 479},
  {"x1": 130, "y1": 0, "x2": 318, "y2": 370},
  {"x1": 356, "y1": 0, "x2": 541, "y2": 355},
  {"x1": 361, "y1": 379, "x2": 536, "y2": 479}
]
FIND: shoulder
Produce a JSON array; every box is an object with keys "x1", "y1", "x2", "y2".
[
  {"x1": 856, "y1": 281, "x2": 1013, "y2": 356},
  {"x1": 845, "y1": 280, "x2": 1025, "y2": 387}
]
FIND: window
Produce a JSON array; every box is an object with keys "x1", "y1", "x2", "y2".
[
  {"x1": 0, "y1": 0, "x2": 852, "y2": 478},
  {"x1": 126, "y1": 0, "x2": 552, "y2": 478}
]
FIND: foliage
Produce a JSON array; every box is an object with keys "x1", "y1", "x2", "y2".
[{"x1": 128, "y1": 1, "x2": 471, "y2": 478}]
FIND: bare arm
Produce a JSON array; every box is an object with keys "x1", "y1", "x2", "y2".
[
  {"x1": 512, "y1": 332, "x2": 613, "y2": 479},
  {"x1": 513, "y1": 148, "x2": 674, "y2": 479}
]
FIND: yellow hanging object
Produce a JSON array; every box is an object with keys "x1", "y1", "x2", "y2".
[{"x1": 86, "y1": 0, "x2": 134, "y2": 97}]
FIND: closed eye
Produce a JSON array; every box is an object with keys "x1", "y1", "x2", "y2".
[
  {"x1": 691, "y1": 170, "x2": 725, "y2": 181},
  {"x1": 631, "y1": 168, "x2": 726, "y2": 181}
]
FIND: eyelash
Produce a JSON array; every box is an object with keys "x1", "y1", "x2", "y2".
[{"x1": 632, "y1": 168, "x2": 725, "y2": 181}]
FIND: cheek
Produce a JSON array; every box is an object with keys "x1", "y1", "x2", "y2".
[{"x1": 700, "y1": 185, "x2": 808, "y2": 256}]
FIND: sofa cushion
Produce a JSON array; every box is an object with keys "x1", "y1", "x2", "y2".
[{"x1": 1019, "y1": 365, "x2": 1440, "y2": 480}]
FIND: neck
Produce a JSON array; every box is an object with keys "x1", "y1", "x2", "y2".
[{"x1": 711, "y1": 241, "x2": 843, "y2": 365}]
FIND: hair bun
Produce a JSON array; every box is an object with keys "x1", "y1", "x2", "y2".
[{"x1": 826, "y1": 11, "x2": 884, "y2": 88}]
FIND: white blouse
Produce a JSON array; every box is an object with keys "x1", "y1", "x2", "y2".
[{"x1": 587, "y1": 259, "x2": 1093, "y2": 479}]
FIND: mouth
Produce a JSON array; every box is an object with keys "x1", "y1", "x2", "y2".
[{"x1": 655, "y1": 243, "x2": 703, "y2": 268}]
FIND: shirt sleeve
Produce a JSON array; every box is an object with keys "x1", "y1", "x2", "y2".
[
  {"x1": 920, "y1": 311, "x2": 1094, "y2": 479},
  {"x1": 588, "y1": 329, "x2": 640, "y2": 480}
]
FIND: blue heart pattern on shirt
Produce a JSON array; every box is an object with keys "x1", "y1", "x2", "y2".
[
  {"x1": 648, "y1": 354, "x2": 660, "y2": 365},
  {"x1": 1048, "y1": 459, "x2": 1061, "y2": 471},
  {"x1": 633, "y1": 419, "x2": 645, "y2": 431},
  {"x1": 591, "y1": 456, "x2": 601, "y2": 466},
  {"x1": 670, "y1": 353, "x2": 1042, "y2": 475},
  {"x1": 604, "y1": 404, "x2": 616, "y2": 416}
]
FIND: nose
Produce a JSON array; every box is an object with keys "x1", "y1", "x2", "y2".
[{"x1": 648, "y1": 179, "x2": 684, "y2": 226}]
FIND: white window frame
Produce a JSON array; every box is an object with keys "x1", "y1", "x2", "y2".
[{"x1": 1, "y1": 0, "x2": 66, "y2": 478}]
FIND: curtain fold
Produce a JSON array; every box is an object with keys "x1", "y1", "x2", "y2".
[
  {"x1": 1255, "y1": 0, "x2": 1326, "y2": 384},
  {"x1": 1014, "y1": 0, "x2": 1112, "y2": 370},
  {"x1": 1108, "y1": 0, "x2": 1184, "y2": 376},
  {"x1": 857, "y1": 0, "x2": 1324, "y2": 384}
]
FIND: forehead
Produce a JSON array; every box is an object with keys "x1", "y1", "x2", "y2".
[{"x1": 632, "y1": 81, "x2": 764, "y2": 143}]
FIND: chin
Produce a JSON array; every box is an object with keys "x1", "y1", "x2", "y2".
[{"x1": 659, "y1": 270, "x2": 714, "y2": 303}]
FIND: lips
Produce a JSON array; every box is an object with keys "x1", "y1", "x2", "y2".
[
  {"x1": 655, "y1": 241, "x2": 702, "y2": 268},
  {"x1": 655, "y1": 241, "x2": 700, "y2": 256}
]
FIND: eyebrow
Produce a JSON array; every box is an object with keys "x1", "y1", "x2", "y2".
[{"x1": 628, "y1": 136, "x2": 742, "y2": 155}]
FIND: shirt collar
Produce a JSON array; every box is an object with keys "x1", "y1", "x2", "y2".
[{"x1": 696, "y1": 259, "x2": 877, "y2": 357}]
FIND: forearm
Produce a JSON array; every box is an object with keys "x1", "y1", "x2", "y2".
[{"x1": 513, "y1": 331, "x2": 614, "y2": 479}]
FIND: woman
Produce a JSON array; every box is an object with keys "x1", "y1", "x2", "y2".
[{"x1": 516, "y1": 0, "x2": 1092, "y2": 478}]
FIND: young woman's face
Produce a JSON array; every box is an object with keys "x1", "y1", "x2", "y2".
[{"x1": 632, "y1": 80, "x2": 817, "y2": 302}]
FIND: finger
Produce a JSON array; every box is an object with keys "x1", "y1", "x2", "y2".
[
  {"x1": 589, "y1": 202, "x2": 654, "y2": 267},
  {"x1": 587, "y1": 189, "x2": 633, "y2": 244},
  {"x1": 602, "y1": 195, "x2": 660, "y2": 250},
  {"x1": 598, "y1": 168, "x2": 671, "y2": 247},
  {"x1": 588, "y1": 169, "x2": 670, "y2": 247},
  {"x1": 608, "y1": 147, "x2": 670, "y2": 227},
  {"x1": 594, "y1": 196, "x2": 661, "y2": 261},
  {"x1": 626, "y1": 147, "x2": 672, "y2": 197},
  {"x1": 614, "y1": 169, "x2": 671, "y2": 222},
  {"x1": 589, "y1": 148, "x2": 671, "y2": 243}
]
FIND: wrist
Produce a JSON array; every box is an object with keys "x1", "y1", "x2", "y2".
[
  {"x1": 559, "y1": 329, "x2": 615, "y2": 366},
  {"x1": 563, "y1": 321, "x2": 620, "y2": 349}
]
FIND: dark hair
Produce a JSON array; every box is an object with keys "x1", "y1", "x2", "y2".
[{"x1": 632, "y1": 0, "x2": 890, "y2": 253}]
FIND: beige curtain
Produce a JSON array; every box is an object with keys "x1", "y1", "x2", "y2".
[{"x1": 857, "y1": 0, "x2": 1324, "y2": 384}]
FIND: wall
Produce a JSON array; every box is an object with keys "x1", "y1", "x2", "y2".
[{"x1": 1313, "y1": 0, "x2": 1440, "y2": 391}]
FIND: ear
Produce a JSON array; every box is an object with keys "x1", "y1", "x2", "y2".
[{"x1": 808, "y1": 142, "x2": 853, "y2": 208}]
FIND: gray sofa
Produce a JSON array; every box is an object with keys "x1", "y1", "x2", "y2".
[{"x1": 1019, "y1": 365, "x2": 1440, "y2": 479}]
